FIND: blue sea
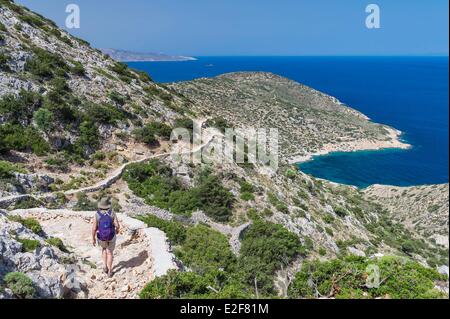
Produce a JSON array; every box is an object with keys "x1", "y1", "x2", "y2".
[{"x1": 127, "y1": 56, "x2": 449, "y2": 188}]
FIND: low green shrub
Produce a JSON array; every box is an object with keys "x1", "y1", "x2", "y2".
[
  {"x1": 137, "y1": 214, "x2": 186, "y2": 245},
  {"x1": 175, "y1": 225, "x2": 236, "y2": 274},
  {"x1": 133, "y1": 69, "x2": 152, "y2": 83},
  {"x1": 238, "y1": 218, "x2": 303, "y2": 295},
  {"x1": 205, "y1": 117, "x2": 229, "y2": 133},
  {"x1": 33, "y1": 108, "x2": 54, "y2": 132},
  {"x1": 0, "y1": 124, "x2": 50, "y2": 156},
  {"x1": 0, "y1": 90, "x2": 43, "y2": 125},
  {"x1": 0, "y1": 160, "x2": 26, "y2": 179},
  {"x1": 240, "y1": 192, "x2": 255, "y2": 201},
  {"x1": 139, "y1": 269, "x2": 211, "y2": 299},
  {"x1": 70, "y1": 61, "x2": 85, "y2": 76},
  {"x1": 4, "y1": 272, "x2": 35, "y2": 299},
  {"x1": 85, "y1": 103, "x2": 126, "y2": 125},
  {"x1": 288, "y1": 255, "x2": 447, "y2": 299},
  {"x1": 17, "y1": 238, "x2": 41, "y2": 252},
  {"x1": 0, "y1": 52, "x2": 10, "y2": 71},
  {"x1": 45, "y1": 155, "x2": 69, "y2": 172},
  {"x1": 139, "y1": 269, "x2": 252, "y2": 299},
  {"x1": 45, "y1": 237, "x2": 69, "y2": 252},
  {"x1": 125, "y1": 160, "x2": 234, "y2": 222},
  {"x1": 267, "y1": 192, "x2": 289, "y2": 214},
  {"x1": 0, "y1": 21, "x2": 7, "y2": 32},
  {"x1": 8, "y1": 215, "x2": 42, "y2": 234},
  {"x1": 25, "y1": 47, "x2": 68, "y2": 79},
  {"x1": 133, "y1": 122, "x2": 172, "y2": 146},
  {"x1": 239, "y1": 181, "x2": 255, "y2": 193},
  {"x1": 195, "y1": 174, "x2": 234, "y2": 222},
  {"x1": 108, "y1": 90, "x2": 128, "y2": 106},
  {"x1": 20, "y1": 13, "x2": 45, "y2": 28}
]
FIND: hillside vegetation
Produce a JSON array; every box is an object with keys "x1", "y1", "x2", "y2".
[{"x1": 0, "y1": 0, "x2": 448, "y2": 299}]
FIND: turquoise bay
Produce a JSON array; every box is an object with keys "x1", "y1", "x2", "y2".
[{"x1": 128, "y1": 56, "x2": 449, "y2": 188}]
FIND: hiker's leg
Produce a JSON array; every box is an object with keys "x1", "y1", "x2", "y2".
[
  {"x1": 106, "y1": 248, "x2": 113, "y2": 273},
  {"x1": 102, "y1": 248, "x2": 107, "y2": 269}
]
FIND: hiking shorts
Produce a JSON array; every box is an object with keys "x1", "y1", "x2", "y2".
[{"x1": 97, "y1": 235, "x2": 116, "y2": 251}]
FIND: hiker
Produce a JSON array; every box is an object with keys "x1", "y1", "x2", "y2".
[{"x1": 92, "y1": 197, "x2": 120, "y2": 277}]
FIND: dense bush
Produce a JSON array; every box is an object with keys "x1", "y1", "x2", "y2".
[
  {"x1": 85, "y1": 103, "x2": 126, "y2": 125},
  {"x1": 139, "y1": 216, "x2": 306, "y2": 298},
  {"x1": 44, "y1": 155, "x2": 69, "y2": 172},
  {"x1": 0, "y1": 21, "x2": 7, "y2": 32},
  {"x1": 20, "y1": 13, "x2": 45, "y2": 28},
  {"x1": 133, "y1": 69, "x2": 152, "y2": 83},
  {"x1": 8, "y1": 215, "x2": 42, "y2": 234},
  {"x1": 137, "y1": 214, "x2": 186, "y2": 245},
  {"x1": 124, "y1": 161, "x2": 184, "y2": 211},
  {"x1": 195, "y1": 174, "x2": 234, "y2": 222},
  {"x1": 0, "y1": 160, "x2": 26, "y2": 179},
  {"x1": 25, "y1": 47, "x2": 68, "y2": 79},
  {"x1": 0, "y1": 89, "x2": 52, "y2": 154},
  {"x1": 133, "y1": 122, "x2": 172, "y2": 146},
  {"x1": 0, "y1": 90, "x2": 42, "y2": 124},
  {"x1": 268, "y1": 193, "x2": 289, "y2": 214},
  {"x1": 175, "y1": 225, "x2": 236, "y2": 274},
  {"x1": 70, "y1": 61, "x2": 85, "y2": 76},
  {"x1": 240, "y1": 181, "x2": 255, "y2": 193},
  {"x1": 4, "y1": 272, "x2": 35, "y2": 299},
  {"x1": 69, "y1": 121, "x2": 100, "y2": 158},
  {"x1": 110, "y1": 62, "x2": 136, "y2": 83},
  {"x1": 0, "y1": 124, "x2": 50, "y2": 155},
  {"x1": 240, "y1": 181, "x2": 255, "y2": 201},
  {"x1": 0, "y1": 52, "x2": 10, "y2": 71},
  {"x1": 124, "y1": 160, "x2": 234, "y2": 221},
  {"x1": 17, "y1": 238, "x2": 41, "y2": 252},
  {"x1": 173, "y1": 118, "x2": 194, "y2": 130},
  {"x1": 108, "y1": 91, "x2": 128, "y2": 106},
  {"x1": 139, "y1": 270, "x2": 212, "y2": 299},
  {"x1": 288, "y1": 255, "x2": 447, "y2": 299},
  {"x1": 238, "y1": 218, "x2": 303, "y2": 295},
  {"x1": 139, "y1": 269, "x2": 252, "y2": 299},
  {"x1": 205, "y1": 117, "x2": 230, "y2": 133},
  {"x1": 33, "y1": 108, "x2": 54, "y2": 131}
]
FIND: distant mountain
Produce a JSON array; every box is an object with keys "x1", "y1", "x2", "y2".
[{"x1": 100, "y1": 48, "x2": 196, "y2": 62}]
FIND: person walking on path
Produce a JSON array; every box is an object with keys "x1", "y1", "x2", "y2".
[{"x1": 92, "y1": 197, "x2": 120, "y2": 278}]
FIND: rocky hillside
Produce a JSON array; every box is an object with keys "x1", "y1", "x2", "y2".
[
  {"x1": 364, "y1": 184, "x2": 449, "y2": 248},
  {"x1": 0, "y1": 1, "x2": 448, "y2": 299},
  {"x1": 169, "y1": 72, "x2": 409, "y2": 163}
]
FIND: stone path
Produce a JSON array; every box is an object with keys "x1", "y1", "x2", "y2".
[
  {"x1": 9, "y1": 208, "x2": 178, "y2": 299},
  {"x1": 0, "y1": 133, "x2": 215, "y2": 207}
]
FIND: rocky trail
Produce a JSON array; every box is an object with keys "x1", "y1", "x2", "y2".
[
  {"x1": 0, "y1": 130, "x2": 253, "y2": 298},
  {"x1": 0, "y1": 130, "x2": 215, "y2": 208},
  {"x1": 6, "y1": 208, "x2": 178, "y2": 299}
]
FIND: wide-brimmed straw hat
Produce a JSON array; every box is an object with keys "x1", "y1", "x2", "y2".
[{"x1": 98, "y1": 197, "x2": 112, "y2": 210}]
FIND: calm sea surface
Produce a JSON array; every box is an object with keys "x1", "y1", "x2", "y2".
[{"x1": 127, "y1": 56, "x2": 449, "y2": 187}]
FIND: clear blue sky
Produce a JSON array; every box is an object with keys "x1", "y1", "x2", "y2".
[{"x1": 15, "y1": 0, "x2": 449, "y2": 56}]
